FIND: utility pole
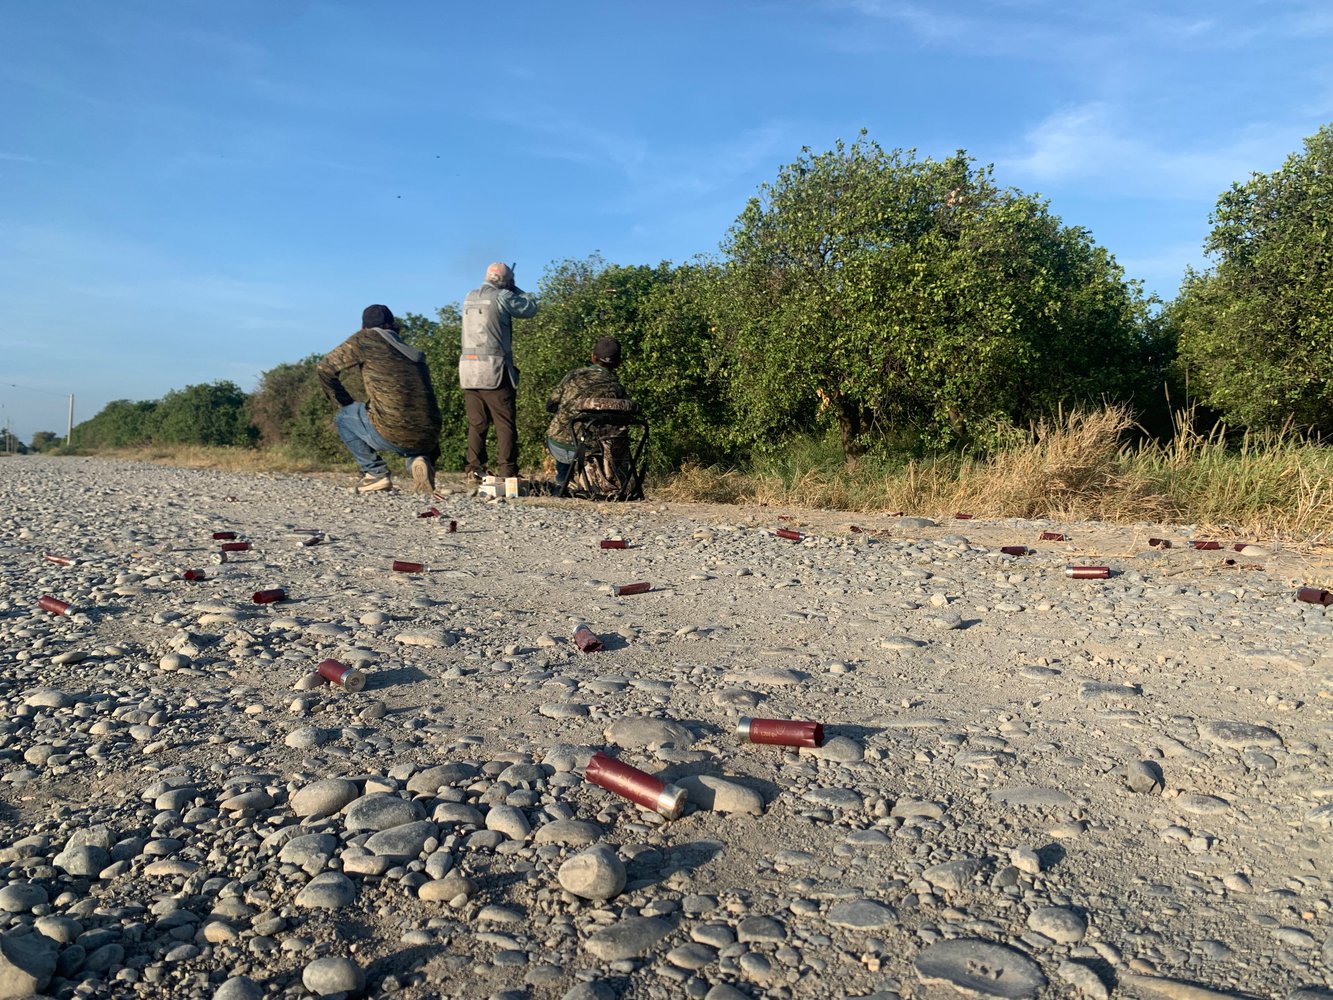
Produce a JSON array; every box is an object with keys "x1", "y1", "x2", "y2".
[{"x1": 66, "y1": 394, "x2": 74, "y2": 447}]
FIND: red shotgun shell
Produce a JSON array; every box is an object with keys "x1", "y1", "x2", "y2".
[
  {"x1": 1148, "y1": 537, "x2": 1172, "y2": 548},
  {"x1": 613, "y1": 581, "x2": 651, "y2": 597},
  {"x1": 42, "y1": 554, "x2": 73, "y2": 566},
  {"x1": 417, "y1": 508, "x2": 441, "y2": 518},
  {"x1": 317, "y1": 658, "x2": 366, "y2": 692},
  {"x1": 599, "y1": 539, "x2": 628, "y2": 549},
  {"x1": 954, "y1": 512, "x2": 974, "y2": 520},
  {"x1": 584, "y1": 752, "x2": 686, "y2": 819},
  {"x1": 1000, "y1": 545, "x2": 1030, "y2": 556},
  {"x1": 1065, "y1": 565, "x2": 1110, "y2": 579},
  {"x1": 1039, "y1": 531, "x2": 1066, "y2": 541},
  {"x1": 1232, "y1": 542, "x2": 1251, "y2": 552},
  {"x1": 775, "y1": 528, "x2": 804, "y2": 541},
  {"x1": 1296, "y1": 587, "x2": 1333, "y2": 607},
  {"x1": 391, "y1": 560, "x2": 425, "y2": 573},
  {"x1": 221, "y1": 541, "x2": 251, "y2": 553},
  {"x1": 448, "y1": 520, "x2": 457, "y2": 533},
  {"x1": 738, "y1": 717, "x2": 825, "y2": 748},
  {"x1": 252, "y1": 588, "x2": 286, "y2": 604},
  {"x1": 212, "y1": 531, "x2": 237, "y2": 540},
  {"x1": 37, "y1": 595, "x2": 73, "y2": 616},
  {"x1": 182, "y1": 569, "x2": 206, "y2": 582},
  {"x1": 573, "y1": 623, "x2": 604, "y2": 653},
  {"x1": 1189, "y1": 540, "x2": 1221, "y2": 550}
]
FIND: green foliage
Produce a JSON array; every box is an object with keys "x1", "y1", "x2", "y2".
[
  {"x1": 1172, "y1": 122, "x2": 1333, "y2": 434},
  {"x1": 400, "y1": 306, "x2": 467, "y2": 470},
  {"x1": 248, "y1": 355, "x2": 345, "y2": 462},
  {"x1": 72, "y1": 399, "x2": 159, "y2": 449},
  {"x1": 718, "y1": 134, "x2": 1164, "y2": 454},
  {"x1": 0, "y1": 428, "x2": 26, "y2": 453},
  {"x1": 30, "y1": 431, "x2": 60, "y2": 452},
  {"x1": 154, "y1": 381, "x2": 256, "y2": 447},
  {"x1": 515, "y1": 256, "x2": 735, "y2": 471}
]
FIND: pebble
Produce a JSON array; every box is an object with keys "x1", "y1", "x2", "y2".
[
  {"x1": 302, "y1": 956, "x2": 366, "y2": 997},
  {"x1": 557, "y1": 845, "x2": 626, "y2": 900},
  {"x1": 915, "y1": 938, "x2": 1046, "y2": 997},
  {"x1": 585, "y1": 917, "x2": 672, "y2": 961},
  {"x1": 676, "y1": 774, "x2": 764, "y2": 815}
]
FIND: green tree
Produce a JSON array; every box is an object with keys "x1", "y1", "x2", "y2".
[
  {"x1": 30, "y1": 431, "x2": 59, "y2": 452},
  {"x1": 400, "y1": 306, "x2": 467, "y2": 470},
  {"x1": 72, "y1": 399, "x2": 158, "y2": 448},
  {"x1": 719, "y1": 135, "x2": 1162, "y2": 455},
  {"x1": 1173, "y1": 123, "x2": 1333, "y2": 434},
  {"x1": 514, "y1": 256, "x2": 734, "y2": 471},
  {"x1": 0, "y1": 428, "x2": 26, "y2": 453},
  {"x1": 154, "y1": 381, "x2": 255, "y2": 447}
]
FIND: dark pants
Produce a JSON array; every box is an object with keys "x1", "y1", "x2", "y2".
[{"x1": 464, "y1": 384, "x2": 518, "y2": 477}]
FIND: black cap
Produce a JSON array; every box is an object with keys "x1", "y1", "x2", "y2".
[
  {"x1": 362, "y1": 304, "x2": 396, "y2": 330},
  {"x1": 593, "y1": 335, "x2": 622, "y2": 366}
]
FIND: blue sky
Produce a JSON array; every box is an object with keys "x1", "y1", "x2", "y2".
[{"x1": 3, "y1": 0, "x2": 1331, "y2": 443}]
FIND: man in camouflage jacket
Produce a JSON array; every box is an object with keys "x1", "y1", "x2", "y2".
[
  {"x1": 545, "y1": 335, "x2": 627, "y2": 489},
  {"x1": 318, "y1": 304, "x2": 442, "y2": 493}
]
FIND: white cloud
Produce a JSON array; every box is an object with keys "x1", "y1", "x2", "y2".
[{"x1": 999, "y1": 102, "x2": 1317, "y2": 200}]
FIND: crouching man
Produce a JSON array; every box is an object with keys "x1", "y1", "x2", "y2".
[{"x1": 318, "y1": 304, "x2": 442, "y2": 493}]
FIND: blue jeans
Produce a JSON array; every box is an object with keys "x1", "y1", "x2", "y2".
[
  {"x1": 547, "y1": 438, "x2": 577, "y2": 489},
  {"x1": 335, "y1": 402, "x2": 411, "y2": 475}
]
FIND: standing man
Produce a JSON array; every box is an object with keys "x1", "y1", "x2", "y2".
[
  {"x1": 459, "y1": 262, "x2": 539, "y2": 482},
  {"x1": 319, "y1": 304, "x2": 442, "y2": 493}
]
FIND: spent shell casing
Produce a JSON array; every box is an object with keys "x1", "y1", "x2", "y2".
[
  {"x1": 573, "y1": 623, "x2": 604, "y2": 653},
  {"x1": 737, "y1": 717, "x2": 825, "y2": 748},
  {"x1": 220, "y1": 541, "x2": 251, "y2": 553},
  {"x1": 37, "y1": 595, "x2": 73, "y2": 616},
  {"x1": 613, "y1": 581, "x2": 651, "y2": 597},
  {"x1": 584, "y1": 752, "x2": 685, "y2": 819},
  {"x1": 391, "y1": 560, "x2": 425, "y2": 573},
  {"x1": 1065, "y1": 565, "x2": 1110, "y2": 579},
  {"x1": 212, "y1": 531, "x2": 237, "y2": 540},
  {"x1": 1296, "y1": 587, "x2": 1333, "y2": 607},
  {"x1": 599, "y1": 539, "x2": 628, "y2": 549},
  {"x1": 317, "y1": 658, "x2": 366, "y2": 692},
  {"x1": 775, "y1": 528, "x2": 804, "y2": 541},
  {"x1": 252, "y1": 588, "x2": 286, "y2": 604}
]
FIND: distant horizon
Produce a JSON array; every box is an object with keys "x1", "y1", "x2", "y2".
[{"x1": 4, "y1": 0, "x2": 1331, "y2": 442}]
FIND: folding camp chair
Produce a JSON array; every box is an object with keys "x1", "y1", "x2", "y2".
[{"x1": 556, "y1": 397, "x2": 648, "y2": 501}]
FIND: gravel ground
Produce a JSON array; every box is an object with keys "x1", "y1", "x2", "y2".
[{"x1": 1, "y1": 455, "x2": 1331, "y2": 1000}]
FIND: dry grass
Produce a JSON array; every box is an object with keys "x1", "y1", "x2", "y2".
[
  {"x1": 84, "y1": 444, "x2": 346, "y2": 475},
  {"x1": 655, "y1": 406, "x2": 1333, "y2": 540}
]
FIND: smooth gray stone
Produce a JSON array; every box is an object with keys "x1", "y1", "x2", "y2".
[
  {"x1": 54, "y1": 845, "x2": 110, "y2": 877},
  {"x1": 914, "y1": 938, "x2": 1046, "y2": 998},
  {"x1": 344, "y1": 793, "x2": 424, "y2": 832},
  {"x1": 0, "y1": 884, "x2": 48, "y2": 913},
  {"x1": 295, "y1": 872, "x2": 357, "y2": 910},
  {"x1": 558, "y1": 845, "x2": 626, "y2": 901},
  {"x1": 1028, "y1": 905, "x2": 1087, "y2": 943},
  {"x1": 406, "y1": 762, "x2": 479, "y2": 794},
  {"x1": 604, "y1": 717, "x2": 694, "y2": 749},
  {"x1": 279, "y1": 833, "x2": 337, "y2": 866},
  {"x1": 585, "y1": 917, "x2": 672, "y2": 961},
  {"x1": 803, "y1": 787, "x2": 864, "y2": 809},
  {"x1": 896, "y1": 517, "x2": 937, "y2": 529},
  {"x1": 677, "y1": 774, "x2": 764, "y2": 815},
  {"x1": 1126, "y1": 760, "x2": 1164, "y2": 794},
  {"x1": 827, "y1": 899, "x2": 896, "y2": 929},
  {"x1": 214, "y1": 975, "x2": 263, "y2": 1000},
  {"x1": 1054, "y1": 960, "x2": 1109, "y2": 1000},
  {"x1": 302, "y1": 956, "x2": 365, "y2": 996},
  {"x1": 365, "y1": 820, "x2": 438, "y2": 859},
  {"x1": 736, "y1": 916, "x2": 785, "y2": 942},
  {"x1": 291, "y1": 779, "x2": 360, "y2": 818},
  {"x1": 560, "y1": 983, "x2": 617, "y2": 1000},
  {"x1": 0, "y1": 932, "x2": 57, "y2": 997},
  {"x1": 1177, "y1": 793, "x2": 1231, "y2": 815},
  {"x1": 1198, "y1": 720, "x2": 1283, "y2": 749},
  {"x1": 924, "y1": 858, "x2": 983, "y2": 893},
  {"x1": 533, "y1": 819, "x2": 604, "y2": 847}
]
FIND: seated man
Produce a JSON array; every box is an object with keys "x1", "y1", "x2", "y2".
[
  {"x1": 318, "y1": 304, "x2": 442, "y2": 493},
  {"x1": 545, "y1": 335, "x2": 627, "y2": 490}
]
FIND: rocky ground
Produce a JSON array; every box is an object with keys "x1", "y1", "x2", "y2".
[{"x1": 0, "y1": 455, "x2": 1331, "y2": 1000}]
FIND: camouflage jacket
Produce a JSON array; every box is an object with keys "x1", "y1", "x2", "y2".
[
  {"x1": 545, "y1": 364, "x2": 626, "y2": 446},
  {"x1": 318, "y1": 328, "x2": 442, "y2": 460}
]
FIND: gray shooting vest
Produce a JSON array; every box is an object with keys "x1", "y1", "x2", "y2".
[{"x1": 459, "y1": 284, "x2": 517, "y2": 390}]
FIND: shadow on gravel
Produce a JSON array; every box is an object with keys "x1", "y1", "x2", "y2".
[
  {"x1": 826, "y1": 723, "x2": 887, "y2": 743},
  {"x1": 1036, "y1": 843, "x2": 1067, "y2": 869},
  {"x1": 369, "y1": 664, "x2": 430, "y2": 688},
  {"x1": 595, "y1": 632, "x2": 631, "y2": 652}
]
